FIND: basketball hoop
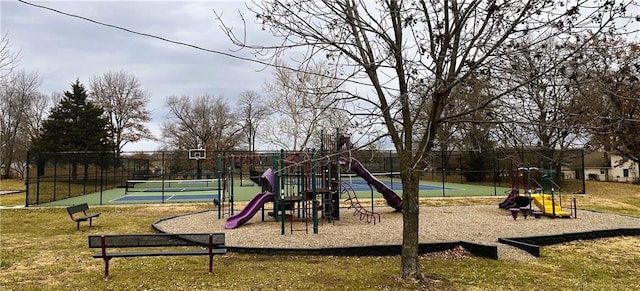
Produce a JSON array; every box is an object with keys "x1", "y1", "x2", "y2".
[{"x1": 188, "y1": 149, "x2": 206, "y2": 160}]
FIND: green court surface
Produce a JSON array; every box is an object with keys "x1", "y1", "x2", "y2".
[{"x1": 41, "y1": 179, "x2": 509, "y2": 207}]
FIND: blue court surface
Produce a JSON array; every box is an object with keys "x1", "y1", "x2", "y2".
[{"x1": 112, "y1": 194, "x2": 219, "y2": 203}]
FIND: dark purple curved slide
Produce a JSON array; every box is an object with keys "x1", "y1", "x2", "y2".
[
  {"x1": 499, "y1": 195, "x2": 515, "y2": 208},
  {"x1": 224, "y1": 192, "x2": 275, "y2": 229},
  {"x1": 346, "y1": 157, "x2": 403, "y2": 211},
  {"x1": 225, "y1": 168, "x2": 276, "y2": 229}
]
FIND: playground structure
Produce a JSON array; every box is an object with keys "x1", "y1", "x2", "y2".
[
  {"x1": 499, "y1": 162, "x2": 575, "y2": 218},
  {"x1": 219, "y1": 132, "x2": 404, "y2": 234}
]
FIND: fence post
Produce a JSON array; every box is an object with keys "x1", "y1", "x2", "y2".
[
  {"x1": 581, "y1": 148, "x2": 586, "y2": 195},
  {"x1": 217, "y1": 154, "x2": 223, "y2": 219},
  {"x1": 161, "y1": 151, "x2": 165, "y2": 203},
  {"x1": 100, "y1": 153, "x2": 104, "y2": 205},
  {"x1": 67, "y1": 155, "x2": 72, "y2": 199},
  {"x1": 312, "y1": 148, "x2": 319, "y2": 234},
  {"x1": 230, "y1": 160, "x2": 235, "y2": 215},
  {"x1": 53, "y1": 155, "x2": 57, "y2": 201},
  {"x1": 493, "y1": 149, "x2": 497, "y2": 196},
  {"x1": 441, "y1": 150, "x2": 446, "y2": 197},
  {"x1": 25, "y1": 151, "x2": 30, "y2": 207},
  {"x1": 390, "y1": 150, "x2": 396, "y2": 189}
]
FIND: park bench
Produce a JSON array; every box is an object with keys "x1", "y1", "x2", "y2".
[
  {"x1": 88, "y1": 233, "x2": 226, "y2": 279},
  {"x1": 66, "y1": 203, "x2": 100, "y2": 230}
]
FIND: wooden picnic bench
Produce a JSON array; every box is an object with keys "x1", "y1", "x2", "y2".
[
  {"x1": 88, "y1": 233, "x2": 226, "y2": 279},
  {"x1": 66, "y1": 203, "x2": 100, "y2": 230}
]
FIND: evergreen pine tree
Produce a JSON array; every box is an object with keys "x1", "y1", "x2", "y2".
[{"x1": 31, "y1": 79, "x2": 114, "y2": 152}]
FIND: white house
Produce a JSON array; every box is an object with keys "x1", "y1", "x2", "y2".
[{"x1": 580, "y1": 151, "x2": 639, "y2": 183}]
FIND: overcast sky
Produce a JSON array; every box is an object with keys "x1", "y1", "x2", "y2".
[
  {"x1": 1, "y1": 0, "x2": 275, "y2": 151},
  {"x1": 3, "y1": 1, "x2": 639, "y2": 153}
]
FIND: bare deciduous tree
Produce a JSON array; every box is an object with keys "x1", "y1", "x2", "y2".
[
  {"x1": 0, "y1": 33, "x2": 20, "y2": 79},
  {"x1": 23, "y1": 92, "x2": 51, "y2": 145},
  {"x1": 217, "y1": 0, "x2": 635, "y2": 279},
  {"x1": 263, "y1": 61, "x2": 348, "y2": 150},
  {"x1": 489, "y1": 37, "x2": 591, "y2": 176},
  {"x1": 90, "y1": 70, "x2": 154, "y2": 157},
  {"x1": 572, "y1": 37, "x2": 640, "y2": 164},
  {"x1": 161, "y1": 95, "x2": 243, "y2": 151},
  {"x1": 0, "y1": 71, "x2": 46, "y2": 178},
  {"x1": 235, "y1": 90, "x2": 271, "y2": 152},
  {"x1": 497, "y1": 39, "x2": 587, "y2": 149}
]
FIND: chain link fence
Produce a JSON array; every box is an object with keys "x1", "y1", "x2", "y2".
[{"x1": 26, "y1": 148, "x2": 585, "y2": 206}]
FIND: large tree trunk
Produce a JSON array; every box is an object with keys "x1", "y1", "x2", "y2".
[
  {"x1": 1, "y1": 156, "x2": 13, "y2": 179},
  {"x1": 399, "y1": 152, "x2": 422, "y2": 279}
]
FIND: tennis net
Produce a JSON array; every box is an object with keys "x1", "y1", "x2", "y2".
[{"x1": 125, "y1": 179, "x2": 221, "y2": 193}]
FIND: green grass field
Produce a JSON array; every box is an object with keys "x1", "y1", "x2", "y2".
[{"x1": 1, "y1": 179, "x2": 639, "y2": 290}]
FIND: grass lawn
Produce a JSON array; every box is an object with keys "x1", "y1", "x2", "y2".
[{"x1": 0, "y1": 180, "x2": 639, "y2": 290}]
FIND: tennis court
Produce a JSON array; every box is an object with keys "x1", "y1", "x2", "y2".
[
  {"x1": 41, "y1": 177, "x2": 508, "y2": 207},
  {"x1": 343, "y1": 177, "x2": 458, "y2": 192},
  {"x1": 123, "y1": 177, "x2": 451, "y2": 194}
]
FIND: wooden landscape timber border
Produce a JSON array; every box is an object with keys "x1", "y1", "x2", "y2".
[
  {"x1": 151, "y1": 212, "x2": 498, "y2": 259},
  {"x1": 498, "y1": 228, "x2": 640, "y2": 257},
  {"x1": 151, "y1": 210, "x2": 638, "y2": 261},
  {"x1": 222, "y1": 241, "x2": 498, "y2": 259}
]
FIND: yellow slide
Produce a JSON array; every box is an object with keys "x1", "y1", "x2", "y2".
[{"x1": 531, "y1": 194, "x2": 572, "y2": 217}]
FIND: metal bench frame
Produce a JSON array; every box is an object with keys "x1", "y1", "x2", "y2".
[
  {"x1": 88, "y1": 233, "x2": 226, "y2": 279},
  {"x1": 66, "y1": 203, "x2": 100, "y2": 230}
]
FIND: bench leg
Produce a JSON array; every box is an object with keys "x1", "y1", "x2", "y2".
[
  {"x1": 103, "y1": 257, "x2": 111, "y2": 279},
  {"x1": 208, "y1": 254, "x2": 213, "y2": 274},
  {"x1": 208, "y1": 234, "x2": 213, "y2": 274},
  {"x1": 77, "y1": 221, "x2": 80, "y2": 231},
  {"x1": 89, "y1": 217, "x2": 93, "y2": 227}
]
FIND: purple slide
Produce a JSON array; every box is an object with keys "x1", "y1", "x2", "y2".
[
  {"x1": 345, "y1": 157, "x2": 403, "y2": 211},
  {"x1": 499, "y1": 195, "x2": 515, "y2": 208},
  {"x1": 224, "y1": 168, "x2": 276, "y2": 229},
  {"x1": 224, "y1": 192, "x2": 275, "y2": 229}
]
